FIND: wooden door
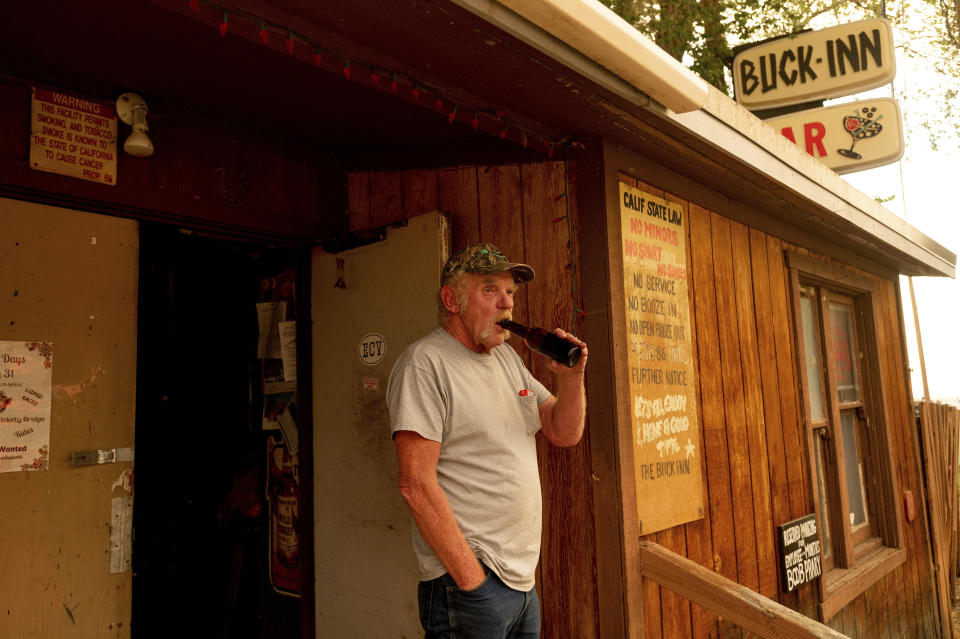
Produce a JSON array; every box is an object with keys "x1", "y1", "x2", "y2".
[
  {"x1": 0, "y1": 198, "x2": 138, "y2": 638},
  {"x1": 311, "y1": 210, "x2": 448, "y2": 637}
]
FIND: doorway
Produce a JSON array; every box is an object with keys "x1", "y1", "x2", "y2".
[{"x1": 131, "y1": 225, "x2": 302, "y2": 639}]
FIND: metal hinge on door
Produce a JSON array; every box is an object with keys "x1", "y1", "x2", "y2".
[{"x1": 71, "y1": 447, "x2": 134, "y2": 466}]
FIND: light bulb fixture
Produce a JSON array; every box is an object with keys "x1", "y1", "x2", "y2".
[{"x1": 116, "y1": 93, "x2": 154, "y2": 157}]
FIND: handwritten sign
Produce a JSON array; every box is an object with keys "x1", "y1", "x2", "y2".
[
  {"x1": 620, "y1": 182, "x2": 703, "y2": 535},
  {"x1": 0, "y1": 341, "x2": 53, "y2": 473},
  {"x1": 777, "y1": 514, "x2": 823, "y2": 591},
  {"x1": 30, "y1": 88, "x2": 117, "y2": 186}
]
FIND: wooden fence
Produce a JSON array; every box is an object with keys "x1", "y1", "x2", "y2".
[{"x1": 917, "y1": 400, "x2": 960, "y2": 638}]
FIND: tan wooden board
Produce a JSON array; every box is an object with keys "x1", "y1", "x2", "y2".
[
  {"x1": 347, "y1": 172, "x2": 371, "y2": 232},
  {"x1": 368, "y1": 171, "x2": 404, "y2": 229},
  {"x1": 346, "y1": 161, "x2": 601, "y2": 638},
  {"x1": 731, "y1": 220, "x2": 778, "y2": 600},
  {"x1": 401, "y1": 169, "x2": 439, "y2": 219},
  {"x1": 437, "y1": 167, "x2": 480, "y2": 252},
  {"x1": 689, "y1": 203, "x2": 739, "y2": 588},
  {"x1": 522, "y1": 161, "x2": 596, "y2": 638},
  {"x1": 343, "y1": 161, "x2": 943, "y2": 638},
  {"x1": 618, "y1": 181, "x2": 704, "y2": 537},
  {"x1": 710, "y1": 212, "x2": 761, "y2": 594},
  {"x1": 0, "y1": 198, "x2": 137, "y2": 639},
  {"x1": 681, "y1": 197, "x2": 718, "y2": 638},
  {"x1": 749, "y1": 228, "x2": 793, "y2": 600}
]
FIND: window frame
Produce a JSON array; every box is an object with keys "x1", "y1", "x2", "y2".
[{"x1": 786, "y1": 252, "x2": 906, "y2": 621}]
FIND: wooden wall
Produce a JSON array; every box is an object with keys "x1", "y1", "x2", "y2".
[
  {"x1": 0, "y1": 200, "x2": 138, "y2": 638},
  {"x1": 346, "y1": 162, "x2": 599, "y2": 638},
  {"x1": 346, "y1": 160, "x2": 939, "y2": 639},
  {"x1": 617, "y1": 171, "x2": 939, "y2": 639},
  {"x1": 0, "y1": 78, "x2": 337, "y2": 241}
]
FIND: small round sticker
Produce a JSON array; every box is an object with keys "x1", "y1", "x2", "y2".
[{"x1": 358, "y1": 333, "x2": 386, "y2": 366}]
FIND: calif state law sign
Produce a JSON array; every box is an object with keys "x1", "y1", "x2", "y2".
[
  {"x1": 765, "y1": 98, "x2": 903, "y2": 174},
  {"x1": 619, "y1": 182, "x2": 703, "y2": 536},
  {"x1": 734, "y1": 19, "x2": 895, "y2": 110}
]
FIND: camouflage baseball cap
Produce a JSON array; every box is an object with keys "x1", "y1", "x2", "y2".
[{"x1": 441, "y1": 242, "x2": 535, "y2": 284}]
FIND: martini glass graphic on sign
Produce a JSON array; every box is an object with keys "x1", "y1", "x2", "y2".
[{"x1": 837, "y1": 106, "x2": 883, "y2": 160}]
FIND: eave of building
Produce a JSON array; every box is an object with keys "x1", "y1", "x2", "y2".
[
  {"x1": 0, "y1": 0, "x2": 953, "y2": 278},
  {"x1": 455, "y1": 0, "x2": 956, "y2": 278}
]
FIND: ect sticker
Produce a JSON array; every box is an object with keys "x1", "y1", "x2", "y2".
[{"x1": 358, "y1": 333, "x2": 386, "y2": 366}]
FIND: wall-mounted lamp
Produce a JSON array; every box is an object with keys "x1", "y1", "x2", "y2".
[{"x1": 116, "y1": 93, "x2": 154, "y2": 157}]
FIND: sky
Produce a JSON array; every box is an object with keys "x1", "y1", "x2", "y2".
[
  {"x1": 843, "y1": 139, "x2": 959, "y2": 404},
  {"x1": 829, "y1": 43, "x2": 959, "y2": 404},
  {"x1": 701, "y1": 4, "x2": 959, "y2": 401}
]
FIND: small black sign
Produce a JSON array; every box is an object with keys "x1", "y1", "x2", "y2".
[{"x1": 777, "y1": 514, "x2": 823, "y2": 591}]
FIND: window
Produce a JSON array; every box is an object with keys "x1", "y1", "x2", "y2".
[{"x1": 787, "y1": 252, "x2": 905, "y2": 620}]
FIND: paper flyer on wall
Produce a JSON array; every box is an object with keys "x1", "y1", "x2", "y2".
[
  {"x1": 256, "y1": 301, "x2": 287, "y2": 359},
  {"x1": 277, "y1": 401, "x2": 299, "y2": 455},
  {"x1": 0, "y1": 341, "x2": 53, "y2": 473},
  {"x1": 263, "y1": 390, "x2": 295, "y2": 431},
  {"x1": 278, "y1": 321, "x2": 296, "y2": 382}
]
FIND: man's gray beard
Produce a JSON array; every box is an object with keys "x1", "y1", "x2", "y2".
[
  {"x1": 479, "y1": 323, "x2": 495, "y2": 341},
  {"x1": 479, "y1": 316, "x2": 511, "y2": 342}
]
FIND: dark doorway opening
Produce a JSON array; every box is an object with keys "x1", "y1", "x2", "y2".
[{"x1": 132, "y1": 225, "x2": 302, "y2": 639}]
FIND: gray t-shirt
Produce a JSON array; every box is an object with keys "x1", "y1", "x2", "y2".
[{"x1": 386, "y1": 326, "x2": 551, "y2": 591}]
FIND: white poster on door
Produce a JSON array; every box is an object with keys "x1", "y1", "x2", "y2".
[{"x1": 0, "y1": 341, "x2": 53, "y2": 473}]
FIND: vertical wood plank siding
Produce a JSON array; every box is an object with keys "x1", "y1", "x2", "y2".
[
  {"x1": 346, "y1": 164, "x2": 937, "y2": 638},
  {"x1": 348, "y1": 163, "x2": 598, "y2": 639},
  {"x1": 689, "y1": 202, "x2": 739, "y2": 639}
]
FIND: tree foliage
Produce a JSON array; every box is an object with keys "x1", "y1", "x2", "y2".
[{"x1": 605, "y1": 0, "x2": 960, "y2": 148}]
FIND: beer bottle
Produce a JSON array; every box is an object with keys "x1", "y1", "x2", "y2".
[{"x1": 498, "y1": 319, "x2": 582, "y2": 368}]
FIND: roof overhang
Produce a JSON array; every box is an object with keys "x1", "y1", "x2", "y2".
[
  {"x1": 490, "y1": 0, "x2": 710, "y2": 114},
  {"x1": 0, "y1": 0, "x2": 953, "y2": 277},
  {"x1": 675, "y1": 91, "x2": 955, "y2": 277},
  {"x1": 454, "y1": 0, "x2": 955, "y2": 278}
]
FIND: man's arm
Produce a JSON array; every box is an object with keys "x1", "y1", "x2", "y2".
[
  {"x1": 538, "y1": 329, "x2": 588, "y2": 447},
  {"x1": 393, "y1": 429, "x2": 486, "y2": 590}
]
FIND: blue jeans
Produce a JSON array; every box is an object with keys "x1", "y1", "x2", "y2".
[{"x1": 417, "y1": 566, "x2": 541, "y2": 638}]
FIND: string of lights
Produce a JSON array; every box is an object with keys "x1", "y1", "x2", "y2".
[
  {"x1": 186, "y1": 0, "x2": 585, "y2": 321},
  {"x1": 186, "y1": 0, "x2": 583, "y2": 158}
]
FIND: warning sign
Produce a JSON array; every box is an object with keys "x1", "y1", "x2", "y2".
[{"x1": 30, "y1": 88, "x2": 117, "y2": 186}]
